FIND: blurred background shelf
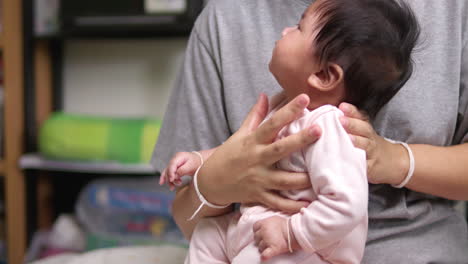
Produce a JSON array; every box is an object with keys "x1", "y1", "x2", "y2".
[
  {"x1": 35, "y1": 0, "x2": 203, "y2": 39},
  {"x1": 20, "y1": 153, "x2": 156, "y2": 175},
  {"x1": 0, "y1": 0, "x2": 205, "y2": 262},
  {"x1": 8, "y1": 0, "x2": 206, "y2": 262}
]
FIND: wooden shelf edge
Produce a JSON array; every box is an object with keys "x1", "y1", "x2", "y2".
[{"x1": 0, "y1": 159, "x2": 4, "y2": 174}]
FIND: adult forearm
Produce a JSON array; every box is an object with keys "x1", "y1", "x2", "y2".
[
  {"x1": 390, "y1": 143, "x2": 468, "y2": 200},
  {"x1": 171, "y1": 183, "x2": 233, "y2": 240},
  {"x1": 338, "y1": 103, "x2": 468, "y2": 201}
]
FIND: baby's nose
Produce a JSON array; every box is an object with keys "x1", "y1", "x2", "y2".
[{"x1": 282, "y1": 26, "x2": 297, "y2": 36}]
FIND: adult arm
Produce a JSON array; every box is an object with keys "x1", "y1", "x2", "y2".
[
  {"x1": 171, "y1": 182, "x2": 233, "y2": 240},
  {"x1": 339, "y1": 103, "x2": 468, "y2": 201}
]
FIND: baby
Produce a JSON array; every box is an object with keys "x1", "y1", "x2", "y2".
[{"x1": 161, "y1": 0, "x2": 419, "y2": 263}]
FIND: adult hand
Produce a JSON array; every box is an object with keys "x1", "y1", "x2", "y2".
[
  {"x1": 198, "y1": 93, "x2": 321, "y2": 214},
  {"x1": 338, "y1": 103, "x2": 407, "y2": 185}
]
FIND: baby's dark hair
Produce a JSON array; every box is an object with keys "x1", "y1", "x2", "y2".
[{"x1": 313, "y1": 0, "x2": 420, "y2": 119}]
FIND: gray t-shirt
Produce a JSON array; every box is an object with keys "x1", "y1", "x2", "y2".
[{"x1": 152, "y1": 0, "x2": 468, "y2": 263}]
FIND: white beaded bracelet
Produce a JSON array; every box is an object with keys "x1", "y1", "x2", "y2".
[
  {"x1": 384, "y1": 139, "x2": 415, "y2": 189},
  {"x1": 187, "y1": 152, "x2": 230, "y2": 221}
]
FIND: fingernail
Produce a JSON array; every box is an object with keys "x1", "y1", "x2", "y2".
[
  {"x1": 258, "y1": 93, "x2": 266, "y2": 103},
  {"x1": 309, "y1": 126, "x2": 320, "y2": 137},
  {"x1": 340, "y1": 103, "x2": 350, "y2": 114},
  {"x1": 339, "y1": 116, "x2": 348, "y2": 128},
  {"x1": 297, "y1": 94, "x2": 308, "y2": 106}
]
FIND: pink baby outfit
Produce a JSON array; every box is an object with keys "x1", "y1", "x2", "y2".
[{"x1": 186, "y1": 98, "x2": 368, "y2": 264}]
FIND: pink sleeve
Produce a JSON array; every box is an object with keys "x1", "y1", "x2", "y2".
[{"x1": 290, "y1": 110, "x2": 368, "y2": 253}]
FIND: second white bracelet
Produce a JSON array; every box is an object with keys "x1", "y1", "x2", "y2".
[{"x1": 390, "y1": 141, "x2": 415, "y2": 188}]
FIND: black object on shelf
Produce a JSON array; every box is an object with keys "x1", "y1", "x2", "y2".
[{"x1": 60, "y1": 0, "x2": 204, "y2": 38}]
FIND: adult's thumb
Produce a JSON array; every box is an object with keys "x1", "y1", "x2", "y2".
[{"x1": 240, "y1": 93, "x2": 269, "y2": 133}]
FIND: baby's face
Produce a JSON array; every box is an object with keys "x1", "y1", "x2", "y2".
[
  {"x1": 270, "y1": 0, "x2": 344, "y2": 110},
  {"x1": 269, "y1": 3, "x2": 323, "y2": 104}
]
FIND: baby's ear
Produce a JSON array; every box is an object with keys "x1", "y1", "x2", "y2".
[{"x1": 307, "y1": 63, "x2": 344, "y2": 91}]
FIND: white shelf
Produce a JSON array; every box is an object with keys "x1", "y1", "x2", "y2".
[{"x1": 20, "y1": 153, "x2": 157, "y2": 174}]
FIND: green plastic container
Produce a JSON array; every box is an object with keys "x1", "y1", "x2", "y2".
[{"x1": 39, "y1": 112, "x2": 161, "y2": 163}]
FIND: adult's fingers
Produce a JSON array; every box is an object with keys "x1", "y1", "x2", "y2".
[
  {"x1": 239, "y1": 93, "x2": 269, "y2": 133},
  {"x1": 340, "y1": 115, "x2": 374, "y2": 139},
  {"x1": 265, "y1": 171, "x2": 312, "y2": 191},
  {"x1": 260, "y1": 191, "x2": 309, "y2": 214},
  {"x1": 261, "y1": 124, "x2": 321, "y2": 164},
  {"x1": 349, "y1": 135, "x2": 370, "y2": 152},
  {"x1": 255, "y1": 94, "x2": 310, "y2": 144},
  {"x1": 339, "y1": 102, "x2": 369, "y2": 121}
]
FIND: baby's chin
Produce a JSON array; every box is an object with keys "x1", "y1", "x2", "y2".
[
  {"x1": 268, "y1": 60, "x2": 274, "y2": 73},
  {"x1": 268, "y1": 61, "x2": 282, "y2": 80}
]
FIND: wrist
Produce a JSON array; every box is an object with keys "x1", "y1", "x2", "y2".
[
  {"x1": 197, "y1": 163, "x2": 232, "y2": 206},
  {"x1": 383, "y1": 139, "x2": 411, "y2": 186},
  {"x1": 286, "y1": 218, "x2": 301, "y2": 252},
  {"x1": 191, "y1": 151, "x2": 204, "y2": 168}
]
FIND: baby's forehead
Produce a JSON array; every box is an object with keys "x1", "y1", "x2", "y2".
[
  {"x1": 303, "y1": 2, "x2": 317, "y2": 18},
  {"x1": 299, "y1": 3, "x2": 331, "y2": 37},
  {"x1": 302, "y1": 0, "x2": 328, "y2": 24}
]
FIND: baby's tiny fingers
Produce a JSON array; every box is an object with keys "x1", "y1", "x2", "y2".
[
  {"x1": 169, "y1": 170, "x2": 179, "y2": 182},
  {"x1": 261, "y1": 247, "x2": 274, "y2": 261},
  {"x1": 159, "y1": 169, "x2": 167, "y2": 185},
  {"x1": 169, "y1": 182, "x2": 177, "y2": 191},
  {"x1": 253, "y1": 221, "x2": 262, "y2": 232},
  {"x1": 178, "y1": 162, "x2": 197, "y2": 176},
  {"x1": 174, "y1": 179, "x2": 182, "y2": 186},
  {"x1": 253, "y1": 230, "x2": 262, "y2": 244},
  {"x1": 258, "y1": 240, "x2": 267, "y2": 252},
  {"x1": 349, "y1": 135, "x2": 370, "y2": 152}
]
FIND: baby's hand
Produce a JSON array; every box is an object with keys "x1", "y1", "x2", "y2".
[
  {"x1": 253, "y1": 216, "x2": 291, "y2": 261},
  {"x1": 159, "y1": 152, "x2": 203, "y2": 190}
]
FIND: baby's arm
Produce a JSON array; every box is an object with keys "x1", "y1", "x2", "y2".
[
  {"x1": 254, "y1": 109, "x2": 368, "y2": 260},
  {"x1": 290, "y1": 109, "x2": 367, "y2": 253},
  {"x1": 160, "y1": 148, "x2": 217, "y2": 190}
]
